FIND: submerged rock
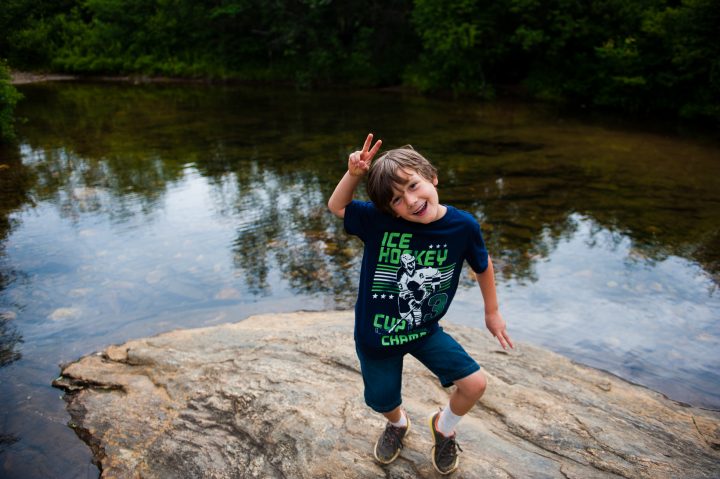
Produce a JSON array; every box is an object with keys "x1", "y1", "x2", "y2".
[{"x1": 54, "y1": 311, "x2": 719, "y2": 478}]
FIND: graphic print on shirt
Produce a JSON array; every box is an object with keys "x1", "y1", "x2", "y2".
[
  {"x1": 371, "y1": 231, "x2": 455, "y2": 344},
  {"x1": 396, "y1": 253, "x2": 441, "y2": 329}
]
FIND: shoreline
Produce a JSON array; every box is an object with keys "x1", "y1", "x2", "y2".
[
  {"x1": 10, "y1": 71, "x2": 79, "y2": 85},
  {"x1": 10, "y1": 70, "x2": 218, "y2": 86},
  {"x1": 8, "y1": 69, "x2": 367, "y2": 89}
]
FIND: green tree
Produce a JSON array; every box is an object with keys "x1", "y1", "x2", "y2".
[
  {"x1": 636, "y1": 0, "x2": 720, "y2": 119},
  {"x1": 0, "y1": 0, "x2": 75, "y2": 69},
  {"x1": 48, "y1": 0, "x2": 416, "y2": 85},
  {"x1": 408, "y1": 0, "x2": 510, "y2": 95}
]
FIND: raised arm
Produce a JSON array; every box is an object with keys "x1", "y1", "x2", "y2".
[{"x1": 327, "y1": 133, "x2": 382, "y2": 218}]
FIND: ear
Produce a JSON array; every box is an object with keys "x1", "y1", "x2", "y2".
[{"x1": 432, "y1": 176, "x2": 438, "y2": 186}]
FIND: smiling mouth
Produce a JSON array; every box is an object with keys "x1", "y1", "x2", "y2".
[{"x1": 412, "y1": 202, "x2": 428, "y2": 216}]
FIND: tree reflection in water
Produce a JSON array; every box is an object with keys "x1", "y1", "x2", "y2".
[
  {"x1": 10, "y1": 82, "x2": 720, "y2": 296},
  {"x1": 0, "y1": 144, "x2": 28, "y2": 370}
]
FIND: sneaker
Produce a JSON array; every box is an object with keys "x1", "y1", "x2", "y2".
[
  {"x1": 429, "y1": 410, "x2": 463, "y2": 475},
  {"x1": 373, "y1": 413, "x2": 411, "y2": 464}
]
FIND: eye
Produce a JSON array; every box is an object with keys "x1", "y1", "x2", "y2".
[{"x1": 391, "y1": 197, "x2": 401, "y2": 205}]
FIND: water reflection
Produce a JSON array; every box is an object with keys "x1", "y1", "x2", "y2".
[
  {"x1": 0, "y1": 144, "x2": 29, "y2": 369},
  {"x1": 0, "y1": 433, "x2": 19, "y2": 455},
  {"x1": 13, "y1": 83, "x2": 720, "y2": 292},
  {"x1": 228, "y1": 170, "x2": 361, "y2": 298},
  {"x1": 436, "y1": 132, "x2": 720, "y2": 286},
  {"x1": 0, "y1": 82, "x2": 718, "y2": 478},
  {"x1": 0, "y1": 312, "x2": 22, "y2": 367}
]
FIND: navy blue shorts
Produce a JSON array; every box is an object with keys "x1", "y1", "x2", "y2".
[{"x1": 355, "y1": 327, "x2": 481, "y2": 413}]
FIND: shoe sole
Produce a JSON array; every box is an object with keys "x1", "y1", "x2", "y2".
[
  {"x1": 428, "y1": 412, "x2": 459, "y2": 475},
  {"x1": 373, "y1": 415, "x2": 411, "y2": 464}
]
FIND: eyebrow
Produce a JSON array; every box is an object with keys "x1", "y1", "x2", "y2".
[
  {"x1": 391, "y1": 180, "x2": 411, "y2": 195},
  {"x1": 391, "y1": 172, "x2": 418, "y2": 188}
]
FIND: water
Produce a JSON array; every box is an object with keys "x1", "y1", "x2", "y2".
[{"x1": 1, "y1": 82, "x2": 719, "y2": 478}]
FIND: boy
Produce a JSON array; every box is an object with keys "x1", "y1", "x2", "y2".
[{"x1": 328, "y1": 133, "x2": 513, "y2": 475}]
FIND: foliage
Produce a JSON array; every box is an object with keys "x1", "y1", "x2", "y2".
[
  {"x1": 0, "y1": 0, "x2": 73, "y2": 68},
  {"x1": 44, "y1": 0, "x2": 417, "y2": 86},
  {"x1": 0, "y1": 60, "x2": 23, "y2": 143},
  {"x1": 409, "y1": 0, "x2": 719, "y2": 120},
  {"x1": 407, "y1": 0, "x2": 507, "y2": 96},
  {"x1": 0, "y1": 0, "x2": 717, "y2": 120}
]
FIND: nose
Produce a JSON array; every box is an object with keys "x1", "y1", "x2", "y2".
[{"x1": 404, "y1": 191, "x2": 417, "y2": 206}]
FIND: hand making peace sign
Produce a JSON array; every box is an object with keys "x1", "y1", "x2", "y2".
[{"x1": 348, "y1": 133, "x2": 383, "y2": 177}]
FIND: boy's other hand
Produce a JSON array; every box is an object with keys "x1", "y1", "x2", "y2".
[
  {"x1": 349, "y1": 133, "x2": 382, "y2": 177},
  {"x1": 485, "y1": 310, "x2": 514, "y2": 350}
]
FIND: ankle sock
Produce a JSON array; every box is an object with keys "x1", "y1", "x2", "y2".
[
  {"x1": 437, "y1": 404, "x2": 461, "y2": 436},
  {"x1": 390, "y1": 410, "x2": 407, "y2": 428}
]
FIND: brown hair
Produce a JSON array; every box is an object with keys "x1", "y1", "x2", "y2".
[{"x1": 366, "y1": 145, "x2": 438, "y2": 215}]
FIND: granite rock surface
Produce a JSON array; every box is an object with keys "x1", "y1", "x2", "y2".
[{"x1": 54, "y1": 311, "x2": 720, "y2": 478}]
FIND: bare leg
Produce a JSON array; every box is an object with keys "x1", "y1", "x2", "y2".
[
  {"x1": 382, "y1": 406, "x2": 403, "y2": 423},
  {"x1": 448, "y1": 370, "x2": 487, "y2": 416}
]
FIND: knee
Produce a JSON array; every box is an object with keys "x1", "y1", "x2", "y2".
[{"x1": 458, "y1": 370, "x2": 487, "y2": 400}]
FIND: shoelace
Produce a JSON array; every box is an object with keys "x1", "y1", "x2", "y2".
[
  {"x1": 382, "y1": 424, "x2": 405, "y2": 450},
  {"x1": 436, "y1": 435, "x2": 462, "y2": 463}
]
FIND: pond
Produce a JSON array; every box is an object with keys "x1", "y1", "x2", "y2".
[{"x1": 0, "y1": 81, "x2": 719, "y2": 478}]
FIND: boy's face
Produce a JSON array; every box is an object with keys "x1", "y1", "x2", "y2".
[{"x1": 389, "y1": 169, "x2": 444, "y2": 224}]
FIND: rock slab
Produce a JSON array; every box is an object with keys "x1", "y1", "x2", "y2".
[{"x1": 54, "y1": 311, "x2": 720, "y2": 478}]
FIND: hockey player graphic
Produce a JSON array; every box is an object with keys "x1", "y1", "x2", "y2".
[{"x1": 396, "y1": 253, "x2": 442, "y2": 329}]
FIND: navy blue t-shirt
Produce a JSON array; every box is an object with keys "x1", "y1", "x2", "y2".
[{"x1": 344, "y1": 200, "x2": 489, "y2": 359}]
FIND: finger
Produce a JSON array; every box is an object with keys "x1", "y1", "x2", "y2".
[
  {"x1": 495, "y1": 333, "x2": 508, "y2": 350},
  {"x1": 497, "y1": 329, "x2": 513, "y2": 350},
  {"x1": 504, "y1": 331, "x2": 515, "y2": 349},
  {"x1": 349, "y1": 151, "x2": 361, "y2": 165},
  {"x1": 362, "y1": 133, "x2": 373, "y2": 153},
  {"x1": 368, "y1": 138, "x2": 382, "y2": 158}
]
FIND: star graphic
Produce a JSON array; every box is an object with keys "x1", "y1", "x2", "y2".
[
  {"x1": 373, "y1": 293, "x2": 378, "y2": 299},
  {"x1": 381, "y1": 294, "x2": 386, "y2": 299},
  {"x1": 389, "y1": 294, "x2": 395, "y2": 299},
  {"x1": 443, "y1": 244, "x2": 447, "y2": 248},
  {"x1": 429, "y1": 244, "x2": 434, "y2": 249}
]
